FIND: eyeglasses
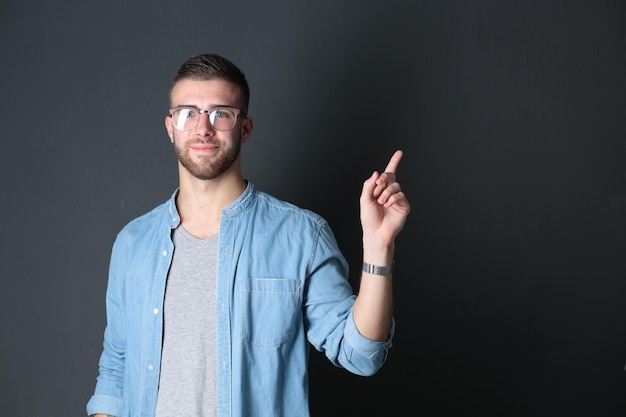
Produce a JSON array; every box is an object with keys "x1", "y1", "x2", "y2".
[{"x1": 168, "y1": 106, "x2": 244, "y2": 131}]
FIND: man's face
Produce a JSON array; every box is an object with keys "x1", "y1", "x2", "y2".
[{"x1": 165, "y1": 78, "x2": 251, "y2": 180}]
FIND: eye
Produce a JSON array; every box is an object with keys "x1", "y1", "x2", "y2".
[
  {"x1": 183, "y1": 108, "x2": 198, "y2": 118},
  {"x1": 214, "y1": 109, "x2": 228, "y2": 119}
]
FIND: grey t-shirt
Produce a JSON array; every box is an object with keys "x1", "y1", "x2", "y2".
[{"x1": 155, "y1": 227, "x2": 218, "y2": 417}]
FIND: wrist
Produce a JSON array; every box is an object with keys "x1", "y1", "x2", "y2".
[{"x1": 363, "y1": 236, "x2": 394, "y2": 257}]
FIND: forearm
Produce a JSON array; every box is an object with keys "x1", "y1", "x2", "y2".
[{"x1": 353, "y1": 240, "x2": 395, "y2": 341}]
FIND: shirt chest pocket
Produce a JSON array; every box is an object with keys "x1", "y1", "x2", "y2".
[{"x1": 239, "y1": 278, "x2": 302, "y2": 347}]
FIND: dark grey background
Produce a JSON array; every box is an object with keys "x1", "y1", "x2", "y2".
[{"x1": 1, "y1": 1, "x2": 626, "y2": 416}]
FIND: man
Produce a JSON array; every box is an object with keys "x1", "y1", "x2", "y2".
[{"x1": 87, "y1": 53, "x2": 410, "y2": 417}]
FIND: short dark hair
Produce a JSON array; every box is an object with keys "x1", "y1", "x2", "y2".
[{"x1": 169, "y1": 53, "x2": 250, "y2": 112}]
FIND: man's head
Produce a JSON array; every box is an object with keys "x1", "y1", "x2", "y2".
[
  {"x1": 169, "y1": 53, "x2": 250, "y2": 113},
  {"x1": 165, "y1": 54, "x2": 253, "y2": 182}
]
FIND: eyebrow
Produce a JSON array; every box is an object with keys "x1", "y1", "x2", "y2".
[{"x1": 173, "y1": 104, "x2": 236, "y2": 109}]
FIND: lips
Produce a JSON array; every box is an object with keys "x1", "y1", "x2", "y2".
[{"x1": 189, "y1": 141, "x2": 219, "y2": 153}]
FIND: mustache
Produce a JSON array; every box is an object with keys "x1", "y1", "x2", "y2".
[{"x1": 186, "y1": 139, "x2": 220, "y2": 146}]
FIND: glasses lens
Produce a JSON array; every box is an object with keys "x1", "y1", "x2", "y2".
[
  {"x1": 209, "y1": 108, "x2": 237, "y2": 131},
  {"x1": 172, "y1": 108, "x2": 199, "y2": 130}
]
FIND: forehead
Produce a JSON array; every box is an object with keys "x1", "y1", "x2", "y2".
[{"x1": 170, "y1": 78, "x2": 242, "y2": 106}]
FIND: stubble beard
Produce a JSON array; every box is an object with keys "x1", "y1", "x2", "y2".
[{"x1": 173, "y1": 135, "x2": 241, "y2": 181}]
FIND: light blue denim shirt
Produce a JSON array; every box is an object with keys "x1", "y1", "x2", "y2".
[{"x1": 87, "y1": 182, "x2": 394, "y2": 417}]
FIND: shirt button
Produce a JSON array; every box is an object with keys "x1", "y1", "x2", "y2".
[
  {"x1": 148, "y1": 364, "x2": 154, "y2": 371},
  {"x1": 153, "y1": 308, "x2": 159, "y2": 315},
  {"x1": 162, "y1": 250, "x2": 167, "y2": 256}
]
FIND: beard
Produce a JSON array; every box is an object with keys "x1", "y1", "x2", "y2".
[{"x1": 173, "y1": 134, "x2": 241, "y2": 180}]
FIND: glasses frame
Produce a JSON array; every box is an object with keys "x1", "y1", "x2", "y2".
[{"x1": 168, "y1": 106, "x2": 245, "y2": 131}]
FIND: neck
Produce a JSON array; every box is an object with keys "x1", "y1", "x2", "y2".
[{"x1": 176, "y1": 173, "x2": 247, "y2": 239}]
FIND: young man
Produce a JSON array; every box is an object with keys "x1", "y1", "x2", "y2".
[{"x1": 87, "y1": 53, "x2": 410, "y2": 417}]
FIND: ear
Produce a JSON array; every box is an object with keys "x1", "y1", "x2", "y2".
[
  {"x1": 241, "y1": 116, "x2": 253, "y2": 144},
  {"x1": 165, "y1": 115, "x2": 174, "y2": 143}
]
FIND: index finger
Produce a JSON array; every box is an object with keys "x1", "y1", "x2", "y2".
[{"x1": 383, "y1": 149, "x2": 404, "y2": 174}]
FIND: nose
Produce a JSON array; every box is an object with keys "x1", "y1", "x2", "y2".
[{"x1": 195, "y1": 112, "x2": 215, "y2": 135}]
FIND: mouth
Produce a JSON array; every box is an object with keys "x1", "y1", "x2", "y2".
[{"x1": 190, "y1": 141, "x2": 219, "y2": 154}]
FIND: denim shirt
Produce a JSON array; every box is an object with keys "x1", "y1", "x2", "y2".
[{"x1": 87, "y1": 182, "x2": 394, "y2": 417}]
